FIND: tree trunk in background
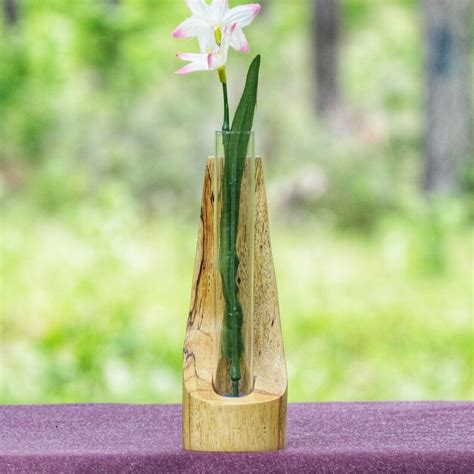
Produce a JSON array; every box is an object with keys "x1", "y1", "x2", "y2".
[
  {"x1": 3, "y1": 0, "x2": 18, "y2": 26},
  {"x1": 313, "y1": 0, "x2": 341, "y2": 117},
  {"x1": 423, "y1": 0, "x2": 473, "y2": 195}
]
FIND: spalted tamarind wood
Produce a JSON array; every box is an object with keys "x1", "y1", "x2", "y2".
[{"x1": 183, "y1": 157, "x2": 287, "y2": 452}]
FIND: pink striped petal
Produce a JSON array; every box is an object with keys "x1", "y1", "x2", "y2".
[
  {"x1": 224, "y1": 3, "x2": 260, "y2": 29},
  {"x1": 208, "y1": 54, "x2": 220, "y2": 69},
  {"x1": 176, "y1": 63, "x2": 206, "y2": 74},
  {"x1": 176, "y1": 53, "x2": 204, "y2": 61},
  {"x1": 185, "y1": 0, "x2": 210, "y2": 18},
  {"x1": 175, "y1": 52, "x2": 210, "y2": 74},
  {"x1": 172, "y1": 16, "x2": 207, "y2": 38},
  {"x1": 230, "y1": 28, "x2": 249, "y2": 53},
  {"x1": 210, "y1": 0, "x2": 228, "y2": 23}
]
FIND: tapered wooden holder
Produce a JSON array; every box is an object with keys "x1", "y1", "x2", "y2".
[{"x1": 183, "y1": 157, "x2": 287, "y2": 452}]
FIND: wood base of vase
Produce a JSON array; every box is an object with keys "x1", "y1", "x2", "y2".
[
  {"x1": 183, "y1": 388, "x2": 286, "y2": 452},
  {"x1": 182, "y1": 157, "x2": 287, "y2": 452}
]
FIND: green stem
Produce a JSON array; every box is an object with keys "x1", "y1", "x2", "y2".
[
  {"x1": 228, "y1": 143, "x2": 240, "y2": 397},
  {"x1": 220, "y1": 77, "x2": 241, "y2": 397},
  {"x1": 222, "y1": 82, "x2": 230, "y2": 133}
]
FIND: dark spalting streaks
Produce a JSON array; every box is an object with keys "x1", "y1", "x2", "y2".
[
  {"x1": 183, "y1": 348, "x2": 208, "y2": 387},
  {"x1": 187, "y1": 165, "x2": 213, "y2": 330}
]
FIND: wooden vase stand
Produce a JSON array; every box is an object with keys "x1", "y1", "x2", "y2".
[{"x1": 182, "y1": 157, "x2": 287, "y2": 452}]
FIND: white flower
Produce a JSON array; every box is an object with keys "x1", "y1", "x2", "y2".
[
  {"x1": 173, "y1": 0, "x2": 261, "y2": 74},
  {"x1": 175, "y1": 26, "x2": 231, "y2": 75}
]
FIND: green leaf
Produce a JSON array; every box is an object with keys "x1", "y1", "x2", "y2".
[
  {"x1": 231, "y1": 54, "x2": 261, "y2": 133},
  {"x1": 219, "y1": 55, "x2": 261, "y2": 395}
]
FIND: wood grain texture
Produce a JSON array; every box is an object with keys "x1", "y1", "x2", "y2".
[{"x1": 183, "y1": 157, "x2": 287, "y2": 452}]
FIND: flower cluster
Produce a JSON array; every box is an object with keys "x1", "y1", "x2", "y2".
[{"x1": 172, "y1": 0, "x2": 261, "y2": 75}]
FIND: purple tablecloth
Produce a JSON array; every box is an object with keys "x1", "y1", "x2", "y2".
[{"x1": 0, "y1": 402, "x2": 472, "y2": 473}]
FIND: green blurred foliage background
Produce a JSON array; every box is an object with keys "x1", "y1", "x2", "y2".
[{"x1": 1, "y1": 0, "x2": 472, "y2": 403}]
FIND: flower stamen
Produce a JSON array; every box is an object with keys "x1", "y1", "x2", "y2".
[{"x1": 214, "y1": 27, "x2": 223, "y2": 46}]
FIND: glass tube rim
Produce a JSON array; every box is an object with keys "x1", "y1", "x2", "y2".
[{"x1": 215, "y1": 130, "x2": 255, "y2": 136}]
